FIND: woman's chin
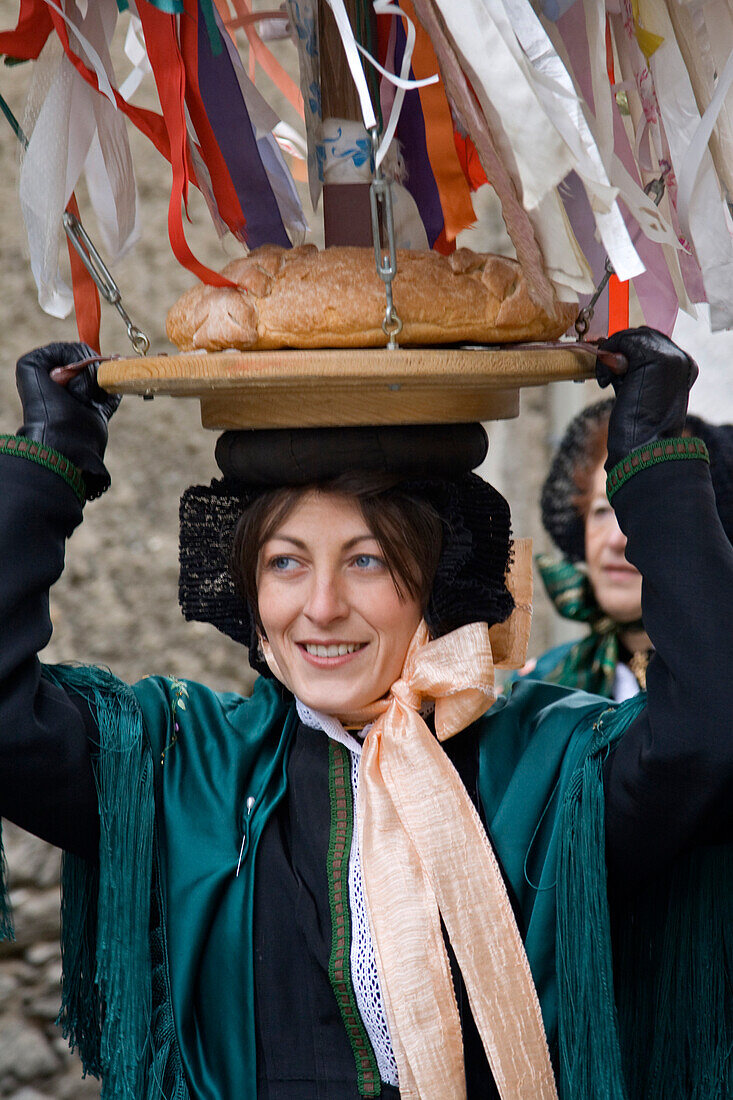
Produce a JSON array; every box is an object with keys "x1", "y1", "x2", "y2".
[{"x1": 294, "y1": 679, "x2": 387, "y2": 718}]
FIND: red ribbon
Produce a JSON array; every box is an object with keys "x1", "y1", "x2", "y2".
[
  {"x1": 0, "y1": 0, "x2": 52, "y2": 59},
  {"x1": 135, "y1": 2, "x2": 236, "y2": 286},
  {"x1": 65, "y1": 194, "x2": 102, "y2": 352}
]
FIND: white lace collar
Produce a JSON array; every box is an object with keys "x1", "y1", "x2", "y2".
[{"x1": 295, "y1": 699, "x2": 371, "y2": 756}]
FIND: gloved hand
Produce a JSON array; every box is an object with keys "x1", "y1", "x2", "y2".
[
  {"x1": 16, "y1": 342, "x2": 121, "y2": 499},
  {"x1": 596, "y1": 326, "x2": 698, "y2": 470}
]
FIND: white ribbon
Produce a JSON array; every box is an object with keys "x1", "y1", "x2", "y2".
[
  {"x1": 675, "y1": 48, "x2": 733, "y2": 244},
  {"x1": 20, "y1": 0, "x2": 139, "y2": 316},
  {"x1": 368, "y1": 1, "x2": 438, "y2": 168},
  {"x1": 322, "y1": 0, "x2": 378, "y2": 129},
  {"x1": 119, "y1": 15, "x2": 151, "y2": 102},
  {"x1": 502, "y1": 0, "x2": 644, "y2": 280},
  {"x1": 645, "y1": 0, "x2": 733, "y2": 329},
  {"x1": 433, "y1": 0, "x2": 576, "y2": 210},
  {"x1": 41, "y1": 0, "x2": 116, "y2": 104}
]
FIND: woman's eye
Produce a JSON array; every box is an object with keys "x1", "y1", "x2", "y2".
[
  {"x1": 589, "y1": 501, "x2": 613, "y2": 521},
  {"x1": 352, "y1": 554, "x2": 385, "y2": 570},
  {"x1": 268, "y1": 555, "x2": 299, "y2": 572}
]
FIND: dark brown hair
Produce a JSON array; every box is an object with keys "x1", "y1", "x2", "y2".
[{"x1": 229, "y1": 472, "x2": 443, "y2": 631}]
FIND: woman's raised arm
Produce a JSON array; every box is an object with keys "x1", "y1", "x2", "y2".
[
  {"x1": 597, "y1": 329, "x2": 733, "y2": 888},
  {"x1": 0, "y1": 343, "x2": 119, "y2": 860}
]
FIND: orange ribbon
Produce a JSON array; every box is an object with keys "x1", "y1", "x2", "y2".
[
  {"x1": 399, "y1": 0, "x2": 477, "y2": 243},
  {"x1": 349, "y1": 619, "x2": 556, "y2": 1099}
]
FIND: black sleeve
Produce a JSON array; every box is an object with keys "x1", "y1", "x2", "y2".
[
  {"x1": 603, "y1": 458, "x2": 733, "y2": 891},
  {"x1": 0, "y1": 455, "x2": 100, "y2": 861}
]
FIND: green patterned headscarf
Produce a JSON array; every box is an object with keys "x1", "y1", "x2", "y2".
[{"x1": 535, "y1": 554, "x2": 625, "y2": 697}]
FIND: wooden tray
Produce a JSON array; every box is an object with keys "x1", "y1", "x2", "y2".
[{"x1": 98, "y1": 344, "x2": 595, "y2": 429}]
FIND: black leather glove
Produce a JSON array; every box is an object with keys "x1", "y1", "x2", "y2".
[
  {"x1": 16, "y1": 342, "x2": 121, "y2": 500},
  {"x1": 596, "y1": 326, "x2": 698, "y2": 469}
]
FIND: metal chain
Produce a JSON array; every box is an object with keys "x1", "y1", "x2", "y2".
[
  {"x1": 574, "y1": 174, "x2": 667, "y2": 339},
  {"x1": 369, "y1": 126, "x2": 402, "y2": 350}
]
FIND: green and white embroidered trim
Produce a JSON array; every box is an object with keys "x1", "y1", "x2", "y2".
[
  {"x1": 0, "y1": 434, "x2": 86, "y2": 504},
  {"x1": 606, "y1": 436, "x2": 709, "y2": 501},
  {"x1": 327, "y1": 741, "x2": 381, "y2": 1097}
]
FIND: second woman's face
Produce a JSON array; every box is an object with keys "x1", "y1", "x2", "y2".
[
  {"x1": 256, "y1": 491, "x2": 423, "y2": 715},
  {"x1": 585, "y1": 461, "x2": 643, "y2": 623}
]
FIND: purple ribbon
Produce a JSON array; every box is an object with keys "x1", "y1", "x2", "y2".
[
  {"x1": 391, "y1": 18, "x2": 444, "y2": 248},
  {"x1": 197, "y1": 5, "x2": 289, "y2": 249}
]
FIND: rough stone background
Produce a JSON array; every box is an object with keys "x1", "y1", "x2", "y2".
[{"x1": 0, "y1": 4, "x2": 732, "y2": 1096}]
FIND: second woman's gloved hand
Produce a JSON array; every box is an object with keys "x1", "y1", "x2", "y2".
[
  {"x1": 596, "y1": 326, "x2": 698, "y2": 469},
  {"x1": 16, "y1": 342, "x2": 121, "y2": 499}
]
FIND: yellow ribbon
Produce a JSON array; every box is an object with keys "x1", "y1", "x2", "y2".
[{"x1": 631, "y1": 0, "x2": 664, "y2": 60}]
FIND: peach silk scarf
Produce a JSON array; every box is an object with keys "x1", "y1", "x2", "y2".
[{"x1": 264, "y1": 540, "x2": 556, "y2": 1099}]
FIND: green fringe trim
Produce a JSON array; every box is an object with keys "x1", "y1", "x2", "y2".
[
  {"x1": 556, "y1": 694, "x2": 733, "y2": 1098},
  {"x1": 556, "y1": 700, "x2": 641, "y2": 1098},
  {"x1": 612, "y1": 847, "x2": 733, "y2": 1098},
  {"x1": 44, "y1": 663, "x2": 156, "y2": 1099},
  {"x1": 0, "y1": 820, "x2": 15, "y2": 942}
]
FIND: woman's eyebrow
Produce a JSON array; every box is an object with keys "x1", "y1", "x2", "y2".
[{"x1": 267, "y1": 534, "x2": 376, "y2": 550}]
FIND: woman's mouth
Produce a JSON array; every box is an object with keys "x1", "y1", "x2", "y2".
[
  {"x1": 602, "y1": 564, "x2": 639, "y2": 582},
  {"x1": 297, "y1": 641, "x2": 367, "y2": 666}
]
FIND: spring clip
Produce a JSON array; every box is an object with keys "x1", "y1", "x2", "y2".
[{"x1": 62, "y1": 212, "x2": 150, "y2": 356}]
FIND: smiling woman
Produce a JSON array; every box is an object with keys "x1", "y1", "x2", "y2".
[
  {"x1": 254, "y1": 492, "x2": 424, "y2": 714},
  {"x1": 1, "y1": 333, "x2": 733, "y2": 1099},
  {"x1": 231, "y1": 478, "x2": 441, "y2": 714}
]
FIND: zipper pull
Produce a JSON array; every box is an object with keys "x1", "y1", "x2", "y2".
[{"x1": 236, "y1": 796, "x2": 256, "y2": 878}]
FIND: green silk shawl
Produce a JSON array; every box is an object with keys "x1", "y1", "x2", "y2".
[{"x1": 1, "y1": 668, "x2": 730, "y2": 1099}]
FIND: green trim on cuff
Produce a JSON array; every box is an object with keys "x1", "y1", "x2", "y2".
[
  {"x1": 606, "y1": 436, "x2": 709, "y2": 502},
  {"x1": 0, "y1": 435, "x2": 86, "y2": 505}
]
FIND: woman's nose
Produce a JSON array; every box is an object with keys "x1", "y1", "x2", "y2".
[
  {"x1": 303, "y1": 573, "x2": 348, "y2": 624},
  {"x1": 606, "y1": 516, "x2": 628, "y2": 551}
]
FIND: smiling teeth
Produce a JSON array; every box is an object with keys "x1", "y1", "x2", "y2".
[{"x1": 305, "y1": 643, "x2": 361, "y2": 657}]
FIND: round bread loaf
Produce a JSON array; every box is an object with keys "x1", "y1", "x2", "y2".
[{"x1": 166, "y1": 244, "x2": 577, "y2": 351}]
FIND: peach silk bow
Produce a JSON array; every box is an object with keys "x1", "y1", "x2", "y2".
[{"x1": 265, "y1": 541, "x2": 555, "y2": 1098}]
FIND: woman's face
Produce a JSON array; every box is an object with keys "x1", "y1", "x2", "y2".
[
  {"x1": 256, "y1": 490, "x2": 423, "y2": 715},
  {"x1": 584, "y1": 461, "x2": 643, "y2": 623}
]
